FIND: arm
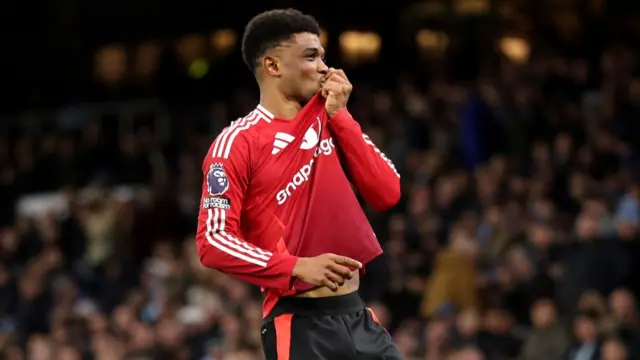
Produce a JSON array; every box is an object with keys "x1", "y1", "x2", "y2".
[
  {"x1": 328, "y1": 109, "x2": 401, "y2": 211},
  {"x1": 195, "y1": 132, "x2": 298, "y2": 291}
]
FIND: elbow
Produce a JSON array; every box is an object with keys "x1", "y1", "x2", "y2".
[
  {"x1": 197, "y1": 240, "x2": 221, "y2": 271},
  {"x1": 198, "y1": 248, "x2": 213, "y2": 269},
  {"x1": 370, "y1": 179, "x2": 401, "y2": 211}
]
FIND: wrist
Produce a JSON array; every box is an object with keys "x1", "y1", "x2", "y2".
[
  {"x1": 291, "y1": 256, "x2": 305, "y2": 278},
  {"x1": 328, "y1": 108, "x2": 351, "y2": 122}
]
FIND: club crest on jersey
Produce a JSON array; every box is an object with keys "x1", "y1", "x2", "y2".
[
  {"x1": 207, "y1": 163, "x2": 229, "y2": 196},
  {"x1": 300, "y1": 117, "x2": 321, "y2": 150}
]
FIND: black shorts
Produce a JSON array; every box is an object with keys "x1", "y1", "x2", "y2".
[{"x1": 261, "y1": 292, "x2": 403, "y2": 360}]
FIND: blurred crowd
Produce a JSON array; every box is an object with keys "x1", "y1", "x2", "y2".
[{"x1": 2, "y1": 44, "x2": 640, "y2": 360}]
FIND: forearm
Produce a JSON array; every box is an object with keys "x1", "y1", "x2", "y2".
[
  {"x1": 328, "y1": 109, "x2": 401, "y2": 210},
  {"x1": 197, "y1": 225, "x2": 298, "y2": 290}
]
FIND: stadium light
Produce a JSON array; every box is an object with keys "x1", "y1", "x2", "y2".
[
  {"x1": 134, "y1": 41, "x2": 162, "y2": 78},
  {"x1": 211, "y1": 29, "x2": 237, "y2": 55},
  {"x1": 453, "y1": 0, "x2": 489, "y2": 15},
  {"x1": 188, "y1": 59, "x2": 209, "y2": 79},
  {"x1": 339, "y1": 31, "x2": 381, "y2": 65},
  {"x1": 499, "y1": 36, "x2": 530, "y2": 64},
  {"x1": 415, "y1": 29, "x2": 449, "y2": 56},
  {"x1": 177, "y1": 34, "x2": 206, "y2": 64},
  {"x1": 320, "y1": 27, "x2": 328, "y2": 47},
  {"x1": 94, "y1": 44, "x2": 127, "y2": 85}
]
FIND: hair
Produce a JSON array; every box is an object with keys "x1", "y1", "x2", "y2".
[{"x1": 241, "y1": 9, "x2": 321, "y2": 73}]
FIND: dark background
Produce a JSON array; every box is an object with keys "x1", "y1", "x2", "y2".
[
  {"x1": 2, "y1": 0, "x2": 637, "y2": 113},
  {"x1": 2, "y1": 1, "x2": 640, "y2": 360}
]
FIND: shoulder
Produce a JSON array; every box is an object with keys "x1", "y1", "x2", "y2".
[{"x1": 208, "y1": 108, "x2": 273, "y2": 160}]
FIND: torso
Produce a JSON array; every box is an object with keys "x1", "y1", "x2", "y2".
[{"x1": 229, "y1": 95, "x2": 381, "y2": 311}]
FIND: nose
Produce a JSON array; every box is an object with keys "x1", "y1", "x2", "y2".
[{"x1": 318, "y1": 60, "x2": 328, "y2": 75}]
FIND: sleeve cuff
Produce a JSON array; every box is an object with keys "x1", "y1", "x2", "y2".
[
  {"x1": 271, "y1": 254, "x2": 299, "y2": 291},
  {"x1": 329, "y1": 108, "x2": 354, "y2": 124}
]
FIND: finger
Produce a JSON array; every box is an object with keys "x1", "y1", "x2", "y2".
[
  {"x1": 331, "y1": 255, "x2": 362, "y2": 269},
  {"x1": 325, "y1": 271, "x2": 345, "y2": 286},
  {"x1": 325, "y1": 75, "x2": 348, "y2": 85},
  {"x1": 324, "y1": 72, "x2": 349, "y2": 87},
  {"x1": 323, "y1": 77, "x2": 344, "y2": 88},
  {"x1": 324, "y1": 68, "x2": 337, "y2": 81},
  {"x1": 321, "y1": 84, "x2": 340, "y2": 96},
  {"x1": 334, "y1": 69, "x2": 348, "y2": 81},
  {"x1": 327, "y1": 263, "x2": 353, "y2": 279},
  {"x1": 322, "y1": 278, "x2": 338, "y2": 291},
  {"x1": 322, "y1": 79, "x2": 347, "y2": 94},
  {"x1": 321, "y1": 81, "x2": 338, "y2": 92},
  {"x1": 322, "y1": 279, "x2": 337, "y2": 291},
  {"x1": 325, "y1": 68, "x2": 345, "y2": 80}
]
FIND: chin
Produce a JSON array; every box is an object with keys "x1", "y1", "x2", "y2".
[{"x1": 297, "y1": 91, "x2": 317, "y2": 104}]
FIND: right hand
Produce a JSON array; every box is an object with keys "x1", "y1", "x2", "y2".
[{"x1": 292, "y1": 253, "x2": 362, "y2": 292}]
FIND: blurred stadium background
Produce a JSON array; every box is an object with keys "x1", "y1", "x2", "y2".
[{"x1": 2, "y1": 0, "x2": 640, "y2": 359}]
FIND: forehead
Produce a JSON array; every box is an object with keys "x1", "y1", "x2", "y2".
[{"x1": 282, "y1": 32, "x2": 323, "y2": 52}]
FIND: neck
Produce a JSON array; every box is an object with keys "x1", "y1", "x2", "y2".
[{"x1": 259, "y1": 84, "x2": 302, "y2": 120}]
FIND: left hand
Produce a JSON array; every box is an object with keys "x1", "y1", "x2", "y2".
[{"x1": 321, "y1": 68, "x2": 352, "y2": 118}]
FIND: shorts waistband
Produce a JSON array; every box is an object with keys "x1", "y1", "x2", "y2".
[{"x1": 267, "y1": 291, "x2": 364, "y2": 319}]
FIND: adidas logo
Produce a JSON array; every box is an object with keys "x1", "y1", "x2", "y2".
[
  {"x1": 272, "y1": 132, "x2": 295, "y2": 154},
  {"x1": 271, "y1": 118, "x2": 321, "y2": 155}
]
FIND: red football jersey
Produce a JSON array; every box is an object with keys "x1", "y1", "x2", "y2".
[{"x1": 195, "y1": 94, "x2": 401, "y2": 317}]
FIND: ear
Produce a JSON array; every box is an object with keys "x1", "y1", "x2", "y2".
[{"x1": 262, "y1": 55, "x2": 281, "y2": 77}]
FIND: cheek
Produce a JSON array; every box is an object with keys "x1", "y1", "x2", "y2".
[{"x1": 299, "y1": 62, "x2": 319, "y2": 78}]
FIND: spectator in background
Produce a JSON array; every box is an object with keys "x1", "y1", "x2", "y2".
[
  {"x1": 2, "y1": 32, "x2": 640, "y2": 360},
  {"x1": 424, "y1": 318, "x2": 451, "y2": 360},
  {"x1": 600, "y1": 338, "x2": 629, "y2": 360},
  {"x1": 566, "y1": 311, "x2": 601, "y2": 360},
  {"x1": 554, "y1": 204, "x2": 630, "y2": 315},
  {"x1": 606, "y1": 288, "x2": 640, "y2": 357},
  {"x1": 479, "y1": 308, "x2": 520, "y2": 359},
  {"x1": 520, "y1": 299, "x2": 569, "y2": 360},
  {"x1": 421, "y1": 224, "x2": 478, "y2": 319},
  {"x1": 451, "y1": 309, "x2": 481, "y2": 349},
  {"x1": 615, "y1": 176, "x2": 640, "y2": 302},
  {"x1": 79, "y1": 188, "x2": 118, "y2": 270},
  {"x1": 448, "y1": 346, "x2": 485, "y2": 360},
  {"x1": 58, "y1": 346, "x2": 83, "y2": 360}
]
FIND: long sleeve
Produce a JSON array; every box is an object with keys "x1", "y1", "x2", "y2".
[
  {"x1": 195, "y1": 131, "x2": 298, "y2": 291},
  {"x1": 328, "y1": 109, "x2": 401, "y2": 211}
]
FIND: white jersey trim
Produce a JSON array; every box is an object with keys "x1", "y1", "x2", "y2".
[
  {"x1": 211, "y1": 108, "x2": 272, "y2": 159},
  {"x1": 256, "y1": 104, "x2": 275, "y2": 119},
  {"x1": 362, "y1": 134, "x2": 401, "y2": 178},
  {"x1": 204, "y1": 208, "x2": 272, "y2": 267}
]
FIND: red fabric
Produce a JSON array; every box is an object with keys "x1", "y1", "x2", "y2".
[
  {"x1": 274, "y1": 314, "x2": 294, "y2": 360},
  {"x1": 195, "y1": 94, "x2": 400, "y2": 317}
]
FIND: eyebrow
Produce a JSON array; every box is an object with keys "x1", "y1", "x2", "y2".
[{"x1": 303, "y1": 47, "x2": 325, "y2": 56}]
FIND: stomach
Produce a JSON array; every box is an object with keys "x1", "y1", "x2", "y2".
[{"x1": 294, "y1": 271, "x2": 360, "y2": 298}]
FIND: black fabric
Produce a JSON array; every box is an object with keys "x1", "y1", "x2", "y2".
[{"x1": 262, "y1": 292, "x2": 403, "y2": 360}]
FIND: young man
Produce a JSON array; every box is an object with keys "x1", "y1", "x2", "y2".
[{"x1": 194, "y1": 8, "x2": 403, "y2": 360}]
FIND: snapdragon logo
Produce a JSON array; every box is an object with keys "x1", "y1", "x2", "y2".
[{"x1": 276, "y1": 137, "x2": 335, "y2": 205}]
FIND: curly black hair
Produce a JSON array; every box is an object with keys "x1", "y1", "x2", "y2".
[{"x1": 241, "y1": 9, "x2": 320, "y2": 73}]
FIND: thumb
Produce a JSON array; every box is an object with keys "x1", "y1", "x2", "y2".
[{"x1": 326, "y1": 88, "x2": 338, "y2": 96}]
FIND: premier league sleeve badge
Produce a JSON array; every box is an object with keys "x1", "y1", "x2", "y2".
[{"x1": 207, "y1": 163, "x2": 230, "y2": 196}]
